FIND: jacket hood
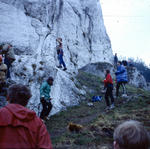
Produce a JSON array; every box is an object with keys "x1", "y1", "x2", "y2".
[{"x1": 6, "y1": 104, "x2": 36, "y2": 121}]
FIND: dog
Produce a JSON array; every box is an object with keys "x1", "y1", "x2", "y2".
[{"x1": 68, "y1": 122, "x2": 83, "y2": 133}]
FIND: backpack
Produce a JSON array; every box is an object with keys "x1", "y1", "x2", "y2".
[{"x1": 92, "y1": 96, "x2": 102, "y2": 102}]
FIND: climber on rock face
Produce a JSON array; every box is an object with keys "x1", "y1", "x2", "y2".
[
  {"x1": 0, "y1": 44, "x2": 16, "y2": 79},
  {"x1": 56, "y1": 38, "x2": 67, "y2": 71},
  {"x1": 40, "y1": 77, "x2": 54, "y2": 121}
]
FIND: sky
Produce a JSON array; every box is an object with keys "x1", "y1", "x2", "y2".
[{"x1": 100, "y1": 0, "x2": 150, "y2": 66}]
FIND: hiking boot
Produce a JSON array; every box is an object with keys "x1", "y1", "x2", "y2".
[
  {"x1": 63, "y1": 68, "x2": 67, "y2": 71},
  {"x1": 110, "y1": 103, "x2": 115, "y2": 109}
]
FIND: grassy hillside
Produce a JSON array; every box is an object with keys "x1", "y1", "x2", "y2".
[{"x1": 46, "y1": 70, "x2": 150, "y2": 149}]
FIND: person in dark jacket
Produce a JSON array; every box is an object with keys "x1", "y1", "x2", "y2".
[
  {"x1": 114, "y1": 53, "x2": 118, "y2": 68},
  {"x1": 40, "y1": 77, "x2": 53, "y2": 120},
  {"x1": 104, "y1": 69, "x2": 114, "y2": 110},
  {"x1": 0, "y1": 84, "x2": 52, "y2": 149},
  {"x1": 115, "y1": 61, "x2": 128, "y2": 97},
  {"x1": 56, "y1": 38, "x2": 67, "y2": 71}
]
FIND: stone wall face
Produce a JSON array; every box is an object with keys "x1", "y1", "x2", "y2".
[{"x1": 0, "y1": 0, "x2": 113, "y2": 114}]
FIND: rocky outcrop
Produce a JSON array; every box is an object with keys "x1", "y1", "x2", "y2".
[
  {"x1": 80, "y1": 62, "x2": 114, "y2": 78},
  {"x1": 80, "y1": 62, "x2": 148, "y2": 89},
  {"x1": 0, "y1": 0, "x2": 113, "y2": 114},
  {"x1": 127, "y1": 66, "x2": 147, "y2": 89}
]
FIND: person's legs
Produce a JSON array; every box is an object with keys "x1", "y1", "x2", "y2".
[
  {"x1": 109, "y1": 86, "x2": 114, "y2": 104},
  {"x1": 4, "y1": 57, "x2": 11, "y2": 78},
  {"x1": 122, "y1": 82, "x2": 127, "y2": 94},
  {"x1": 61, "y1": 58, "x2": 66, "y2": 69},
  {"x1": 105, "y1": 88, "x2": 110, "y2": 107},
  {"x1": 59, "y1": 55, "x2": 66, "y2": 69},
  {"x1": 45, "y1": 101, "x2": 52, "y2": 117},
  {"x1": 58, "y1": 55, "x2": 62, "y2": 68},
  {"x1": 116, "y1": 82, "x2": 121, "y2": 97},
  {"x1": 40, "y1": 99, "x2": 48, "y2": 119}
]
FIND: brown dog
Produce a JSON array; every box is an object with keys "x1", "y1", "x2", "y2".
[{"x1": 68, "y1": 122, "x2": 83, "y2": 133}]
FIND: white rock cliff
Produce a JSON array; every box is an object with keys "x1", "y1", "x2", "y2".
[{"x1": 0, "y1": 0, "x2": 113, "y2": 115}]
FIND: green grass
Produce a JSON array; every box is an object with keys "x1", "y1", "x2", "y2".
[{"x1": 46, "y1": 70, "x2": 150, "y2": 149}]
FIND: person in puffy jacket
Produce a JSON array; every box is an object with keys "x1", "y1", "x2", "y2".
[
  {"x1": 104, "y1": 69, "x2": 114, "y2": 110},
  {"x1": 115, "y1": 61, "x2": 128, "y2": 97},
  {"x1": 0, "y1": 84, "x2": 52, "y2": 149}
]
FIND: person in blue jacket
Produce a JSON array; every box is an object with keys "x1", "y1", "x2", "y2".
[
  {"x1": 40, "y1": 77, "x2": 53, "y2": 120},
  {"x1": 115, "y1": 61, "x2": 128, "y2": 97}
]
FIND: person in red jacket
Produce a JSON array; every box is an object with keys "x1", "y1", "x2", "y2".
[
  {"x1": 104, "y1": 69, "x2": 114, "y2": 110},
  {"x1": 0, "y1": 84, "x2": 52, "y2": 149}
]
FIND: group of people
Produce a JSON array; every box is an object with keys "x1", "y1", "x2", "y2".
[
  {"x1": 0, "y1": 44, "x2": 15, "y2": 94},
  {"x1": 104, "y1": 53, "x2": 128, "y2": 110},
  {"x1": 0, "y1": 84, "x2": 149, "y2": 149},
  {"x1": 0, "y1": 42, "x2": 149, "y2": 148}
]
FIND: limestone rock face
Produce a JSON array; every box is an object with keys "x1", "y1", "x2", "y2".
[
  {"x1": 127, "y1": 67, "x2": 148, "y2": 89},
  {"x1": 0, "y1": 0, "x2": 113, "y2": 114}
]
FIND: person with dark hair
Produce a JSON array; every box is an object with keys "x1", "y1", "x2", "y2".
[
  {"x1": 113, "y1": 120, "x2": 150, "y2": 149},
  {"x1": 0, "y1": 84, "x2": 52, "y2": 148},
  {"x1": 104, "y1": 69, "x2": 114, "y2": 110},
  {"x1": 56, "y1": 38, "x2": 67, "y2": 71},
  {"x1": 115, "y1": 61, "x2": 128, "y2": 97},
  {"x1": 40, "y1": 77, "x2": 54, "y2": 121}
]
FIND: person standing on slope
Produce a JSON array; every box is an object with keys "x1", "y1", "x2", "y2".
[
  {"x1": 104, "y1": 69, "x2": 115, "y2": 110},
  {"x1": 115, "y1": 61, "x2": 128, "y2": 97},
  {"x1": 40, "y1": 77, "x2": 54, "y2": 121}
]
